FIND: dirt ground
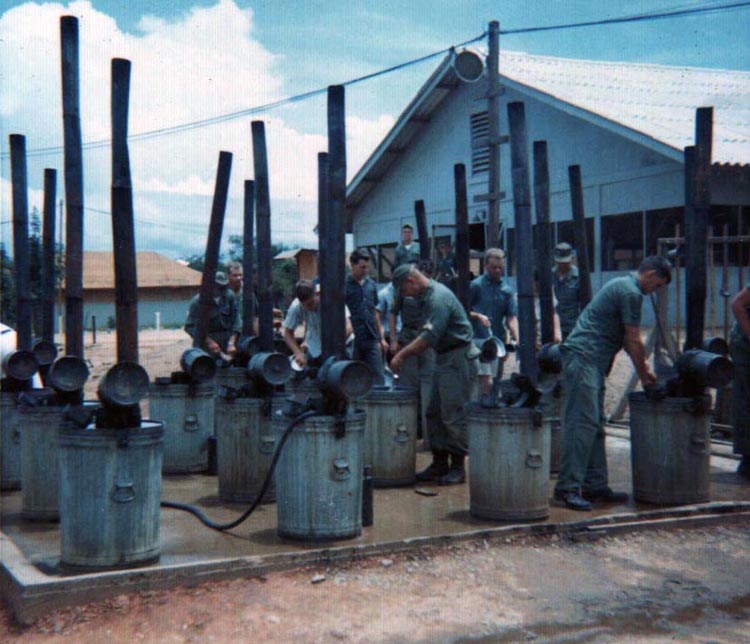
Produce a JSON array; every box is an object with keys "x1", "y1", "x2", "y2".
[{"x1": 2, "y1": 523, "x2": 749, "y2": 643}]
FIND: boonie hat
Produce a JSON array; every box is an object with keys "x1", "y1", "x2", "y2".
[
  {"x1": 215, "y1": 271, "x2": 229, "y2": 286},
  {"x1": 553, "y1": 242, "x2": 574, "y2": 263}
]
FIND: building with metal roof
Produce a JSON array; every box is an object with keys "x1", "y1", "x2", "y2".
[{"x1": 346, "y1": 50, "x2": 749, "y2": 308}]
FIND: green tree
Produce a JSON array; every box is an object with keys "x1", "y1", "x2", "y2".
[
  {"x1": 226, "y1": 236, "x2": 299, "y2": 306},
  {"x1": 0, "y1": 243, "x2": 15, "y2": 327}
]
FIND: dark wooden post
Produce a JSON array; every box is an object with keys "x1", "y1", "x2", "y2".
[
  {"x1": 61, "y1": 16, "x2": 85, "y2": 358},
  {"x1": 252, "y1": 121, "x2": 275, "y2": 353},
  {"x1": 194, "y1": 152, "x2": 232, "y2": 350},
  {"x1": 10, "y1": 135, "x2": 32, "y2": 351},
  {"x1": 568, "y1": 165, "x2": 593, "y2": 308},
  {"x1": 111, "y1": 58, "x2": 138, "y2": 363},
  {"x1": 317, "y1": 152, "x2": 329, "y2": 290},
  {"x1": 684, "y1": 107, "x2": 713, "y2": 350},
  {"x1": 507, "y1": 102, "x2": 537, "y2": 381},
  {"x1": 454, "y1": 164, "x2": 471, "y2": 315},
  {"x1": 321, "y1": 85, "x2": 347, "y2": 361},
  {"x1": 486, "y1": 19, "x2": 502, "y2": 248},
  {"x1": 533, "y1": 141, "x2": 555, "y2": 345},
  {"x1": 242, "y1": 180, "x2": 256, "y2": 338},
  {"x1": 414, "y1": 200, "x2": 431, "y2": 261},
  {"x1": 42, "y1": 168, "x2": 57, "y2": 344}
]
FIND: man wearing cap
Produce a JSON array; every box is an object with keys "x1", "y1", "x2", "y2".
[
  {"x1": 283, "y1": 279, "x2": 353, "y2": 368},
  {"x1": 469, "y1": 248, "x2": 518, "y2": 397},
  {"x1": 390, "y1": 263, "x2": 479, "y2": 485},
  {"x1": 184, "y1": 271, "x2": 241, "y2": 358},
  {"x1": 393, "y1": 224, "x2": 421, "y2": 269},
  {"x1": 552, "y1": 242, "x2": 582, "y2": 341},
  {"x1": 435, "y1": 239, "x2": 457, "y2": 289},
  {"x1": 553, "y1": 255, "x2": 672, "y2": 511}
]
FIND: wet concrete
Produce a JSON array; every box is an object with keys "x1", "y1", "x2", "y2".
[{"x1": 2, "y1": 432, "x2": 750, "y2": 624}]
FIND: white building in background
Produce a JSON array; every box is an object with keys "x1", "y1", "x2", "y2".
[{"x1": 345, "y1": 50, "x2": 750, "y2": 324}]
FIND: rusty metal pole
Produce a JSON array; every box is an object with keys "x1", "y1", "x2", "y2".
[
  {"x1": 507, "y1": 102, "x2": 537, "y2": 381},
  {"x1": 322, "y1": 85, "x2": 347, "y2": 361},
  {"x1": 194, "y1": 152, "x2": 232, "y2": 350},
  {"x1": 533, "y1": 141, "x2": 555, "y2": 345},
  {"x1": 60, "y1": 16, "x2": 84, "y2": 358},
  {"x1": 242, "y1": 180, "x2": 256, "y2": 338},
  {"x1": 414, "y1": 200, "x2": 431, "y2": 261},
  {"x1": 111, "y1": 58, "x2": 139, "y2": 363},
  {"x1": 317, "y1": 152, "x2": 329, "y2": 292},
  {"x1": 684, "y1": 107, "x2": 713, "y2": 350},
  {"x1": 454, "y1": 164, "x2": 471, "y2": 315},
  {"x1": 252, "y1": 121, "x2": 275, "y2": 353},
  {"x1": 10, "y1": 135, "x2": 32, "y2": 351},
  {"x1": 568, "y1": 165, "x2": 593, "y2": 308},
  {"x1": 42, "y1": 168, "x2": 57, "y2": 344},
  {"x1": 486, "y1": 20, "x2": 502, "y2": 248}
]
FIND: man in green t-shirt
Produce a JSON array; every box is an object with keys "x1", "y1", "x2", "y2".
[
  {"x1": 390, "y1": 263, "x2": 479, "y2": 485},
  {"x1": 553, "y1": 255, "x2": 672, "y2": 511},
  {"x1": 730, "y1": 282, "x2": 750, "y2": 479}
]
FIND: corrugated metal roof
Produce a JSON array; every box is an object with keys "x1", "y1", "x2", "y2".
[
  {"x1": 347, "y1": 50, "x2": 750, "y2": 210},
  {"x1": 80, "y1": 251, "x2": 202, "y2": 290},
  {"x1": 497, "y1": 50, "x2": 749, "y2": 166}
]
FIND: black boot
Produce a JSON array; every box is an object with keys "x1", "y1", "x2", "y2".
[
  {"x1": 439, "y1": 453, "x2": 466, "y2": 485},
  {"x1": 416, "y1": 450, "x2": 449, "y2": 481}
]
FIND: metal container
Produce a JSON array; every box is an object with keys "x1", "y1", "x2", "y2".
[
  {"x1": 358, "y1": 385, "x2": 418, "y2": 487},
  {"x1": 1, "y1": 392, "x2": 21, "y2": 490},
  {"x1": 59, "y1": 421, "x2": 164, "y2": 570},
  {"x1": 214, "y1": 366, "x2": 248, "y2": 431},
  {"x1": 274, "y1": 410, "x2": 365, "y2": 540},
  {"x1": 468, "y1": 404, "x2": 551, "y2": 521},
  {"x1": 148, "y1": 381, "x2": 214, "y2": 474},
  {"x1": 629, "y1": 392, "x2": 711, "y2": 505},
  {"x1": 216, "y1": 396, "x2": 276, "y2": 503},
  {"x1": 18, "y1": 405, "x2": 66, "y2": 520},
  {"x1": 540, "y1": 391, "x2": 563, "y2": 475}
]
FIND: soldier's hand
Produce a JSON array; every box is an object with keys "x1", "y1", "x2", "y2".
[
  {"x1": 293, "y1": 351, "x2": 308, "y2": 368},
  {"x1": 641, "y1": 367, "x2": 657, "y2": 388},
  {"x1": 479, "y1": 314, "x2": 491, "y2": 328},
  {"x1": 206, "y1": 338, "x2": 221, "y2": 355},
  {"x1": 390, "y1": 353, "x2": 404, "y2": 373},
  {"x1": 390, "y1": 340, "x2": 400, "y2": 355},
  {"x1": 380, "y1": 338, "x2": 389, "y2": 354}
]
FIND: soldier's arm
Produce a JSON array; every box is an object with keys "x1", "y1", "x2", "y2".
[{"x1": 623, "y1": 324, "x2": 656, "y2": 386}]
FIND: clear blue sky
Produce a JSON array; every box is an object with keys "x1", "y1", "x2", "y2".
[{"x1": 1, "y1": 0, "x2": 748, "y2": 257}]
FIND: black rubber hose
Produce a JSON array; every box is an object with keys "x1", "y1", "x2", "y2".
[{"x1": 161, "y1": 408, "x2": 321, "y2": 532}]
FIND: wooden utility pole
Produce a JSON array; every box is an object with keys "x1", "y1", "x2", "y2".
[
  {"x1": 10, "y1": 134, "x2": 32, "y2": 351},
  {"x1": 485, "y1": 20, "x2": 503, "y2": 249},
  {"x1": 533, "y1": 141, "x2": 555, "y2": 345},
  {"x1": 568, "y1": 165, "x2": 593, "y2": 308},
  {"x1": 454, "y1": 164, "x2": 471, "y2": 315},
  {"x1": 42, "y1": 169, "x2": 57, "y2": 344},
  {"x1": 414, "y1": 200, "x2": 431, "y2": 261},
  {"x1": 242, "y1": 180, "x2": 255, "y2": 339}
]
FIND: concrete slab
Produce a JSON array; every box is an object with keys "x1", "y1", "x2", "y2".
[{"x1": 2, "y1": 433, "x2": 750, "y2": 624}]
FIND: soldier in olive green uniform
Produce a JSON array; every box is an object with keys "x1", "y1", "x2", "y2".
[
  {"x1": 552, "y1": 242, "x2": 582, "y2": 340},
  {"x1": 729, "y1": 282, "x2": 750, "y2": 479},
  {"x1": 390, "y1": 264, "x2": 479, "y2": 485},
  {"x1": 184, "y1": 272, "x2": 241, "y2": 359},
  {"x1": 393, "y1": 224, "x2": 421, "y2": 269},
  {"x1": 553, "y1": 256, "x2": 672, "y2": 511}
]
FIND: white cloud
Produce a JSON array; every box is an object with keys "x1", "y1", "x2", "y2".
[{"x1": 0, "y1": 1, "x2": 397, "y2": 256}]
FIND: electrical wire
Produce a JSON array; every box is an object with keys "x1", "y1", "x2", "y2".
[{"x1": 5, "y1": 0, "x2": 747, "y2": 160}]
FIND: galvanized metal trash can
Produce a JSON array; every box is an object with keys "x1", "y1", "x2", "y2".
[
  {"x1": 216, "y1": 396, "x2": 276, "y2": 503},
  {"x1": 629, "y1": 392, "x2": 711, "y2": 505},
  {"x1": 149, "y1": 381, "x2": 214, "y2": 474},
  {"x1": 468, "y1": 404, "x2": 551, "y2": 521},
  {"x1": 358, "y1": 385, "x2": 418, "y2": 487},
  {"x1": 19, "y1": 405, "x2": 66, "y2": 521},
  {"x1": 59, "y1": 421, "x2": 164, "y2": 570},
  {"x1": 1, "y1": 392, "x2": 22, "y2": 490},
  {"x1": 214, "y1": 366, "x2": 247, "y2": 429},
  {"x1": 274, "y1": 410, "x2": 365, "y2": 540}
]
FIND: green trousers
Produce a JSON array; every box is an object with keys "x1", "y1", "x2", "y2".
[
  {"x1": 425, "y1": 345, "x2": 477, "y2": 455},
  {"x1": 729, "y1": 336, "x2": 750, "y2": 455},
  {"x1": 554, "y1": 351, "x2": 608, "y2": 494}
]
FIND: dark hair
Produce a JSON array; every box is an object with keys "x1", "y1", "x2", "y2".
[
  {"x1": 295, "y1": 279, "x2": 316, "y2": 302},
  {"x1": 349, "y1": 249, "x2": 370, "y2": 265},
  {"x1": 402, "y1": 224, "x2": 413, "y2": 231},
  {"x1": 638, "y1": 255, "x2": 673, "y2": 284},
  {"x1": 417, "y1": 259, "x2": 434, "y2": 277}
]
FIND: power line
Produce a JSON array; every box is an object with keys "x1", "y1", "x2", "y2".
[
  {"x1": 499, "y1": 1, "x2": 750, "y2": 35},
  {"x1": 2, "y1": 1, "x2": 747, "y2": 161}
]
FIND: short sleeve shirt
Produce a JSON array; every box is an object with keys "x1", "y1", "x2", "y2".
[
  {"x1": 553, "y1": 265, "x2": 581, "y2": 336},
  {"x1": 469, "y1": 273, "x2": 517, "y2": 341},
  {"x1": 393, "y1": 243, "x2": 420, "y2": 268},
  {"x1": 730, "y1": 282, "x2": 750, "y2": 356},
  {"x1": 419, "y1": 280, "x2": 473, "y2": 352},
  {"x1": 564, "y1": 274, "x2": 644, "y2": 373},
  {"x1": 282, "y1": 299, "x2": 351, "y2": 359}
]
